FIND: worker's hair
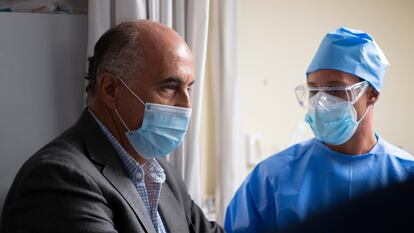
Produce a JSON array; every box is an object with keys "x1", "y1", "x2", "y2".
[{"x1": 85, "y1": 21, "x2": 144, "y2": 105}]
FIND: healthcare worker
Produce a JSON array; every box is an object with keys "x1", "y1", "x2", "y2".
[{"x1": 224, "y1": 27, "x2": 414, "y2": 233}]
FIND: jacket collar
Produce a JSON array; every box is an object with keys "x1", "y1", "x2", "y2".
[{"x1": 74, "y1": 109, "x2": 157, "y2": 233}]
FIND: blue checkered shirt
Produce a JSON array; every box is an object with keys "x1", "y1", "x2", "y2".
[{"x1": 89, "y1": 110, "x2": 167, "y2": 233}]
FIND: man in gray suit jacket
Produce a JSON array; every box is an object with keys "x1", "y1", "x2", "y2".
[{"x1": 1, "y1": 20, "x2": 224, "y2": 233}]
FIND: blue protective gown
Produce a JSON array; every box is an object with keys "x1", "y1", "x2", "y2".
[{"x1": 224, "y1": 137, "x2": 414, "y2": 233}]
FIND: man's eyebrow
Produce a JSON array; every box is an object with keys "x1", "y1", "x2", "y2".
[
  {"x1": 158, "y1": 77, "x2": 182, "y2": 85},
  {"x1": 158, "y1": 77, "x2": 195, "y2": 86}
]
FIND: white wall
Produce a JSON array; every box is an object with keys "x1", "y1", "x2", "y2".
[
  {"x1": 0, "y1": 12, "x2": 87, "y2": 218},
  {"x1": 239, "y1": 0, "x2": 414, "y2": 159}
]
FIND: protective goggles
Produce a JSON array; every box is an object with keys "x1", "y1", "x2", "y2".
[{"x1": 295, "y1": 80, "x2": 369, "y2": 108}]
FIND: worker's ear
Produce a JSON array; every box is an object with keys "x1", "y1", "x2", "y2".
[
  {"x1": 97, "y1": 72, "x2": 122, "y2": 109},
  {"x1": 367, "y1": 87, "x2": 380, "y2": 106}
]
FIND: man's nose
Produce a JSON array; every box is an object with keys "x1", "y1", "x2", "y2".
[{"x1": 177, "y1": 90, "x2": 191, "y2": 108}]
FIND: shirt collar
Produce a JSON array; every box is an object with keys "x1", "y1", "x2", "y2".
[{"x1": 87, "y1": 109, "x2": 165, "y2": 183}]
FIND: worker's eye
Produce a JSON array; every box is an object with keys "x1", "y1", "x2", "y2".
[
  {"x1": 326, "y1": 90, "x2": 347, "y2": 99},
  {"x1": 309, "y1": 90, "x2": 319, "y2": 97}
]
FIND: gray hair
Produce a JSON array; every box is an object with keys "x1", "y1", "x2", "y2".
[{"x1": 85, "y1": 22, "x2": 144, "y2": 105}]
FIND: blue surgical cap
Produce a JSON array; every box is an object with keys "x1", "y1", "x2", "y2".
[{"x1": 306, "y1": 27, "x2": 389, "y2": 92}]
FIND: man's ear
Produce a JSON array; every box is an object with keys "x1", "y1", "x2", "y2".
[
  {"x1": 97, "y1": 72, "x2": 121, "y2": 109},
  {"x1": 367, "y1": 87, "x2": 380, "y2": 106}
]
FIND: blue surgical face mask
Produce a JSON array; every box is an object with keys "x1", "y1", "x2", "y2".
[
  {"x1": 305, "y1": 91, "x2": 370, "y2": 145},
  {"x1": 114, "y1": 78, "x2": 192, "y2": 159}
]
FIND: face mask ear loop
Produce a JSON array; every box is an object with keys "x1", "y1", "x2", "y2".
[
  {"x1": 117, "y1": 77, "x2": 146, "y2": 105},
  {"x1": 114, "y1": 108, "x2": 131, "y2": 132}
]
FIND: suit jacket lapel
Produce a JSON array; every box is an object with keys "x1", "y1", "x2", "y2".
[
  {"x1": 102, "y1": 164, "x2": 157, "y2": 233},
  {"x1": 74, "y1": 110, "x2": 157, "y2": 233},
  {"x1": 158, "y1": 183, "x2": 189, "y2": 233}
]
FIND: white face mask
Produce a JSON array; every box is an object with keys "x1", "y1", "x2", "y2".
[{"x1": 305, "y1": 91, "x2": 370, "y2": 145}]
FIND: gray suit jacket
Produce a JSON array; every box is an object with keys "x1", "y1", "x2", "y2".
[{"x1": 1, "y1": 110, "x2": 224, "y2": 233}]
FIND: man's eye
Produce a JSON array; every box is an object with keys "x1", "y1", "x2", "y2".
[{"x1": 163, "y1": 85, "x2": 177, "y2": 91}]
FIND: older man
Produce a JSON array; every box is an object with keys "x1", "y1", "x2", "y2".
[
  {"x1": 1, "y1": 20, "x2": 223, "y2": 233},
  {"x1": 224, "y1": 27, "x2": 414, "y2": 232}
]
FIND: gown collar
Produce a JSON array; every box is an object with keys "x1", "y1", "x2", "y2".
[{"x1": 313, "y1": 134, "x2": 383, "y2": 160}]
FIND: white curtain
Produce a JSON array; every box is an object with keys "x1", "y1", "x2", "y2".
[
  {"x1": 208, "y1": 0, "x2": 247, "y2": 224},
  {"x1": 87, "y1": 0, "x2": 210, "y2": 205}
]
